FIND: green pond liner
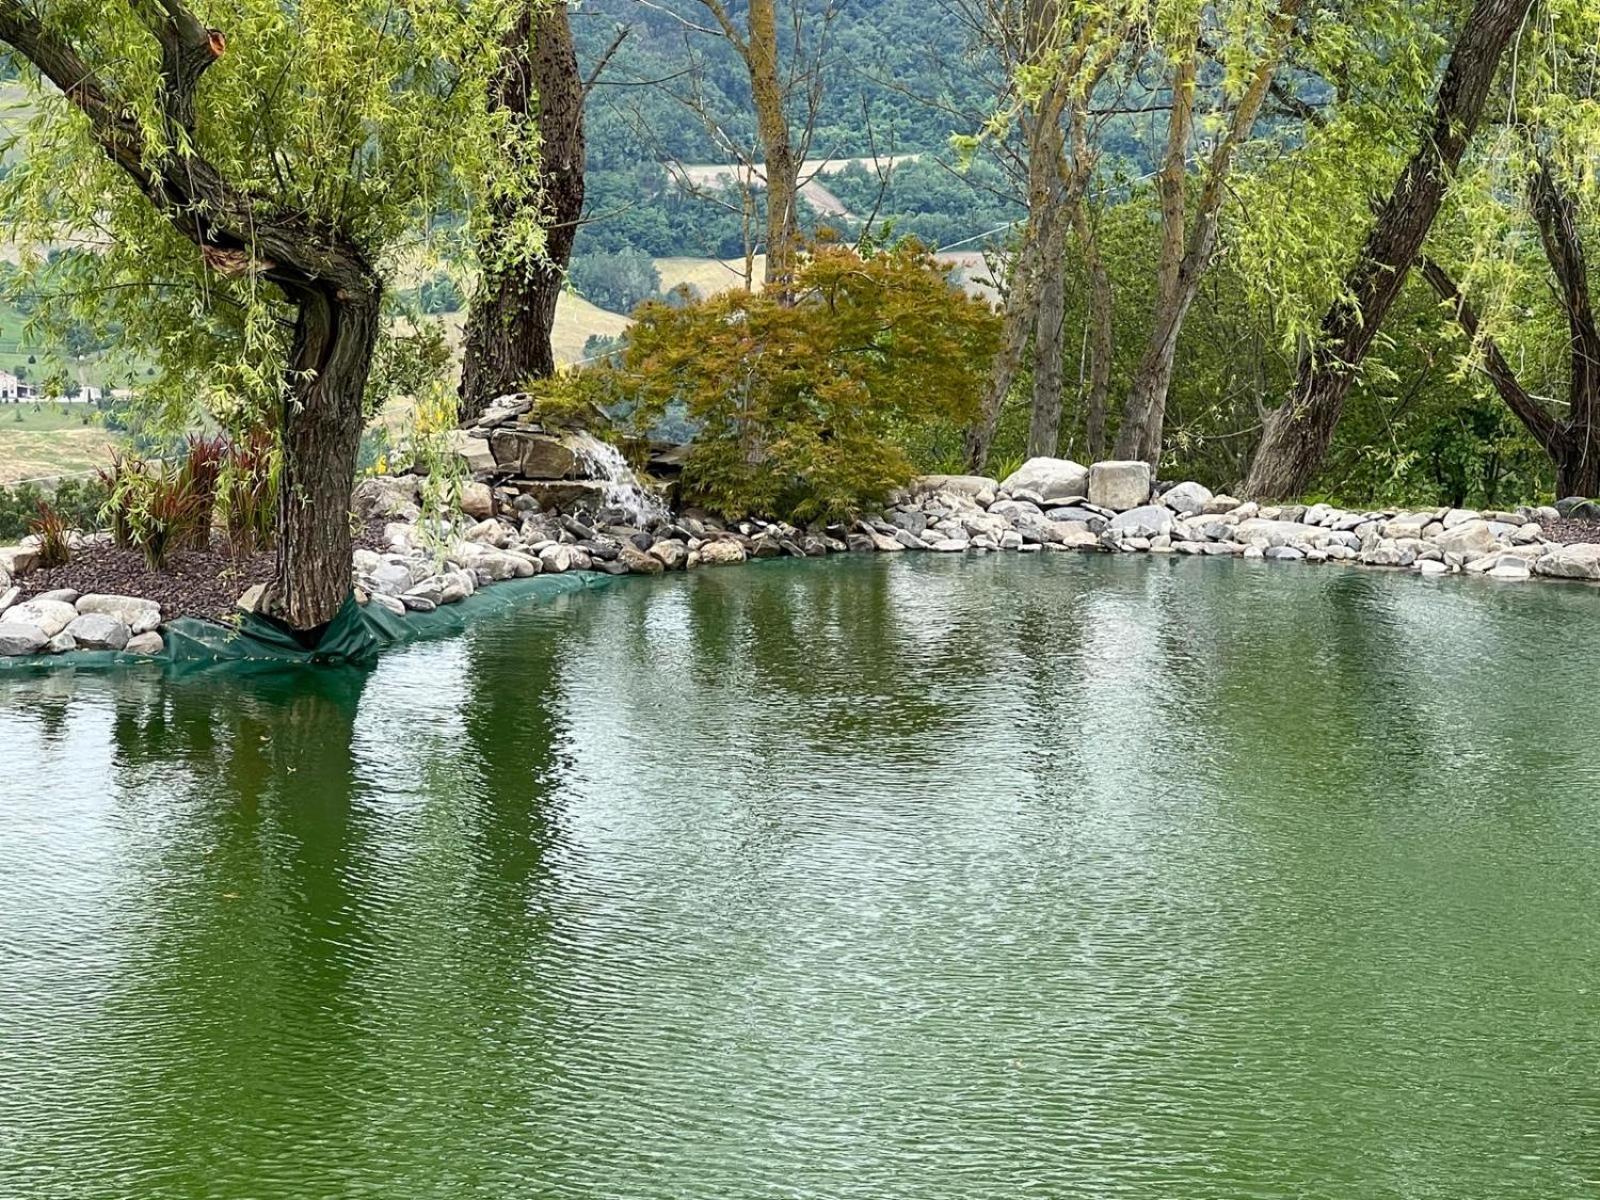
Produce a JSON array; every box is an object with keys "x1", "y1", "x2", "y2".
[{"x1": 0, "y1": 571, "x2": 621, "y2": 674}]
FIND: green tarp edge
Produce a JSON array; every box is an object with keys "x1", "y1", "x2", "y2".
[{"x1": 0, "y1": 571, "x2": 621, "y2": 674}]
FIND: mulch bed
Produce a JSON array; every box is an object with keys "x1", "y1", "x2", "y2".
[
  {"x1": 17, "y1": 522, "x2": 390, "y2": 624},
  {"x1": 1539, "y1": 516, "x2": 1600, "y2": 546}
]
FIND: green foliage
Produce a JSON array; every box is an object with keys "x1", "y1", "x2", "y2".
[
  {"x1": 571, "y1": 249, "x2": 663, "y2": 315},
  {"x1": 0, "y1": 478, "x2": 106, "y2": 542},
  {"x1": 567, "y1": 240, "x2": 1000, "y2": 521},
  {"x1": 0, "y1": 1, "x2": 525, "y2": 435},
  {"x1": 418, "y1": 274, "x2": 465, "y2": 316},
  {"x1": 219, "y1": 428, "x2": 279, "y2": 557}
]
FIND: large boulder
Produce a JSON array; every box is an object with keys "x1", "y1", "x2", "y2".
[
  {"x1": 1087, "y1": 461, "x2": 1152, "y2": 512},
  {"x1": 125, "y1": 631, "x2": 165, "y2": 656},
  {"x1": 649, "y1": 539, "x2": 690, "y2": 571},
  {"x1": 1534, "y1": 543, "x2": 1600, "y2": 580},
  {"x1": 64, "y1": 613, "x2": 130, "y2": 651},
  {"x1": 1160, "y1": 481, "x2": 1214, "y2": 516},
  {"x1": 2, "y1": 599, "x2": 77, "y2": 637},
  {"x1": 907, "y1": 475, "x2": 999, "y2": 503},
  {"x1": 0, "y1": 585, "x2": 19, "y2": 616},
  {"x1": 1107, "y1": 505, "x2": 1175, "y2": 539},
  {"x1": 488, "y1": 429, "x2": 579, "y2": 479},
  {"x1": 351, "y1": 475, "x2": 422, "y2": 523},
  {"x1": 0, "y1": 545, "x2": 40, "y2": 577},
  {"x1": 695, "y1": 540, "x2": 747, "y2": 567},
  {"x1": 999, "y1": 457, "x2": 1089, "y2": 503},
  {"x1": 0, "y1": 622, "x2": 47, "y2": 656},
  {"x1": 76, "y1": 594, "x2": 162, "y2": 634},
  {"x1": 449, "y1": 430, "x2": 497, "y2": 475},
  {"x1": 459, "y1": 481, "x2": 494, "y2": 521},
  {"x1": 1554, "y1": 497, "x2": 1600, "y2": 519},
  {"x1": 1431, "y1": 519, "x2": 1500, "y2": 557}
]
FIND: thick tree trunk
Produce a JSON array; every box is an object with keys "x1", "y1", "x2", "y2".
[
  {"x1": 460, "y1": 2, "x2": 586, "y2": 421},
  {"x1": 1244, "y1": 0, "x2": 1534, "y2": 499},
  {"x1": 748, "y1": 0, "x2": 801, "y2": 298},
  {"x1": 275, "y1": 286, "x2": 381, "y2": 632},
  {"x1": 1027, "y1": 165, "x2": 1068, "y2": 459},
  {"x1": 1081, "y1": 219, "x2": 1114, "y2": 460}
]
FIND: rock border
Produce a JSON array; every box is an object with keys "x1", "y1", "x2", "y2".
[{"x1": 4, "y1": 456, "x2": 1599, "y2": 666}]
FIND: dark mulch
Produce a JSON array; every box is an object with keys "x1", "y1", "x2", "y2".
[
  {"x1": 1541, "y1": 516, "x2": 1600, "y2": 545},
  {"x1": 17, "y1": 522, "x2": 391, "y2": 624}
]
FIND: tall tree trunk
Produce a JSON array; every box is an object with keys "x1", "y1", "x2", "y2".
[
  {"x1": 1528, "y1": 153, "x2": 1600, "y2": 495},
  {"x1": 460, "y1": 1, "x2": 586, "y2": 421},
  {"x1": 1079, "y1": 206, "x2": 1114, "y2": 460},
  {"x1": 1244, "y1": 0, "x2": 1534, "y2": 499},
  {"x1": 748, "y1": 0, "x2": 801, "y2": 298},
  {"x1": 276, "y1": 285, "x2": 381, "y2": 632},
  {"x1": 966, "y1": 110, "x2": 1058, "y2": 471},
  {"x1": 1027, "y1": 137, "x2": 1068, "y2": 459},
  {"x1": 1115, "y1": 1, "x2": 1301, "y2": 466}
]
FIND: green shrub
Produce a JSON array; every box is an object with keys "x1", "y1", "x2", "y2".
[{"x1": 561, "y1": 240, "x2": 1000, "y2": 522}]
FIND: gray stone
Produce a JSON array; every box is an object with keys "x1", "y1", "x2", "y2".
[
  {"x1": 489, "y1": 429, "x2": 580, "y2": 479},
  {"x1": 451, "y1": 431, "x2": 497, "y2": 475},
  {"x1": 351, "y1": 475, "x2": 422, "y2": 523},
  {"x1": 63, "y1": 613, "x2": 130, "y2": 651},
  {"x1": 620, "y1": 544, "x2": 666, "y2": 574},
  {"x1": 1087, "y1": 461, "x2": 1152, "y2": 511},
  {"x1": 930, "y1": 539, "x2": 969, "y2": 552},
  {"x1": 1416, "y1": 559, "x2": 1448, "y2": 576},
  {"x1": 1044, "y1": 506, "x2": 1104, "y2": 531},
  {"x1": 125, "y1": 631, "x2": 165, "y2": 656},
  {"x1": 649, "y1": 540, "x2": 689, "y2": 570},
  {"x1": 907, "y1": 475, "x2": 999, "y2": 502},
  {"x1": 46, "y1": 631, "x2": 76, "y2": 654},
  {"x1": 893, "y1": 527, "x2": 930, "y2": 550},
  {"x1": 1107, "y1": 505, "x2": 1175, "y2": 539},
  {"x1": 2, "y1": 599, "x2": 77, "y2": 637},
  {"x1": 1264, "y1": 545, "x2": 1304, "y2": 561},
  {"x1": 460, "y1": 481, "x2": 494, "y2": 521},
  {"x1": 76, "y1": 594, "x2": 161, "y2": 634},
  {"x1": 369, "y1": 593, "x2": 406, "y2": 616},
  {"x1": 1432, "y1": 519, "x2": 1500, "y2": 557},
  {"x1": 0, "y1": 585, "x2": 19, "y2": 617},
  {"x1": 999, "y1": 457, "x2": 1090, "y2": 502},
  {"x1": 1534, "y1": 543, "x2": 1600, "y2": 580},
  {"x1": 34, "y1": 588, "x2": 80, "y2": 605},
  {"x1": 695, "y1": 540, "x2": 747, "y2": 567},
  {"x1": 1554, "y1": 497, "x2": 1600, "y2": 519},
  {"x1": 539, "y1": 544, "x2": 575, "y2": 573},
  {"x1": 400, "y1": 594, "x2": 437, "y2": 613},
  {"x1": 890, "y1": 510, "x2": 928, "y2": 538},
  {"x1": 369, "y1": 562, "x2": 414, "y2": 596},
  {"x1": 237, "y1": 584, "x2": 270, "y2": 615},
  {"x1": 1489, "y1": 560, "x2": 1531, "y2": 581},
  {"x1": 1160, "y1": 480, "x2": 1214, "y2": 516},
  {"x1": 0, "y1": 545, "x2": 41, "y2": 576}
]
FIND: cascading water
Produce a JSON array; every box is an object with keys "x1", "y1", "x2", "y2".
[{"x1": 568, "y1": 432, "x2": 669, "y2": 527}]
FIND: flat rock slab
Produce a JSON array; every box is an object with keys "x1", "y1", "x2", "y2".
[{"x1": 1087, "y1": 461, "x2": 1152, "y2": 512}]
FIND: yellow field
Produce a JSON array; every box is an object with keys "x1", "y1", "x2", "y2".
[{"x1": 654, "y1": 256, "x2": 767, "y2": 299}]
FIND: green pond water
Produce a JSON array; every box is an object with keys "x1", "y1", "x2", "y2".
[{"x1": 3, "y1": 553, "x2": 1599, "y2": 1198}]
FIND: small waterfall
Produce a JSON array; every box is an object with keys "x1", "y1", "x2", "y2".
[{"x1": 568, "y1": 432, "x2": 669, "y2": 527}]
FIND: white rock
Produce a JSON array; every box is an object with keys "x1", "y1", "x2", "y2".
[
  {"x1": 1489, "y1": 560, "x2": 1532, "y2": 581},
  {"x1": 999, "y1": 458, "x2": 1090, "y2": 503},
  {"x1": 2, "y1": 599, "x2": 77, "y2": 637},
  {"x1": 1431, "y1": 519, "x2": 1499, "y2": 557},
  {"x1": 75, "y1": 594, "x2": 162, "y2": 635},
  {"x1": 1160, "y1": 481, "x2": 1214, "y2": 516},
  {"x1": 125, "y1": 631, "x2": 165, "y2": 656},
  {"x1": 1087, "y1": 461, "x2": 1152, "y2": 512},
  {"x1": 0, "y1": 585, "x2": 19, "y2": 617},
  {"x1": 0, "y1": 623, "x2": 47, "y2": 656},
  {"x1": 64, "y1": 613, "x2": 130, "y2": 651},
  {"x1": 1534, "y1": 543, "x2": 1600, "y2": 581},
  {"x1": 930, "y1": 539, "x2": 969, "y2": 552},
  {"x1": 1415, "y1": 559, "x2": 1448, "y2": 576},
  {"x1": 1107, "y1": 505, "x2": 1175, "y2": 539}
]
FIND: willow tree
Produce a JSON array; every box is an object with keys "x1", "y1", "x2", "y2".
[
  {"x1": 459, "y1": 1, "x2": 586, "y2": 421},
  {"x1": 1111, "y1": 0, "x2": 1304, "y2": 466},
  {"x1": 0, "y1": 1, "x2": 518, "y2": 630},
  {"x1": 1242, "y1": 0, "x2": 1535, "y2": 499},
  {"x1": 958, "y1": 2, "x2": 1134, "y2": 470}
]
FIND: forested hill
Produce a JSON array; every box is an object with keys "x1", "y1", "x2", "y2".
[{"x1": 570, "y1": 0, "x2": 1026, "y2": 261}]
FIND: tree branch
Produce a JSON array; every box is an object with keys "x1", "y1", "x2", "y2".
[{"x1": 1418, "y1": 253, "x2": 1560, "y2": 450}]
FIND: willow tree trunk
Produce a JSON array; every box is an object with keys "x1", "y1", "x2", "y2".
[
  {"x1": 748, "y1": 0, "x2": 801, "y2": 298},
  {"x1": 1244, "y1": 0, "x2": 1534, "y2": 499},
  {"x1": 275, "y1": 287, "x2": 381, "y2": 632},
  {"x1": 1026, "y1": 184, "x2": 1068, "y2": 459},
  {"x1": 1080, "y1": 213, "x2": 1114, "y2": 460},
  {"x1": 460, "y1": 1, "x2": 586, "y2": 421}
]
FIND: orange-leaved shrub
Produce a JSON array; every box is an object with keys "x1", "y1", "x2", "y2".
[{"x1": 568, "y1": 240, "x2": 999, "y2": 522}]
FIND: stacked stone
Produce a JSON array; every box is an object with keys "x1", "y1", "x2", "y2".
[{"x1": 0, "y1": 588, "x2": 164, "y2": 658}]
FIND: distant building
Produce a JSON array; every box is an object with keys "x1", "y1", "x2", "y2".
[{"x1": 0, "y1": 371, "x2": 19, "y2": 402}]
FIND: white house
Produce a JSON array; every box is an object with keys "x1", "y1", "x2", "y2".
[{"x1": 0, "y1": 371, "x2": 20, "y2": 402}]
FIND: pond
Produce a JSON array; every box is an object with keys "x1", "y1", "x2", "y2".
[{"x1": 3, "y1": 554, "x2": 1599, "y2": 1198}]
